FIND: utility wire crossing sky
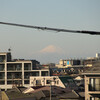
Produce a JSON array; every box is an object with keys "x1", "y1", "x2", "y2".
[
  {"x1": 0, "y1": 0, "x2": 100, "y2": 64},
  {"x1": 0, "y1": 22, "x2": 100, "y2": 35}
]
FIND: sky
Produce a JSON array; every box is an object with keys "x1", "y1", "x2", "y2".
[{"x1": 0, "y1": 0, "x2": 100, "y2": 64}]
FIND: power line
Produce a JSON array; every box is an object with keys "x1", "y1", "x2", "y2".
[{"x1": 0, "y1": 21, "x2": 100, "y2": 35}]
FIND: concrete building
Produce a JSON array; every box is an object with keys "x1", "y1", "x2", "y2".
[
  {"x1": 83, "y1": 61, "x2": 100, "y2": 100},
  {"x1": 0, "y1": 52, "x2": 49, "y2": 90},
  {"x1": 56, "y1": 59, "x2": 82, "y2": 68}
]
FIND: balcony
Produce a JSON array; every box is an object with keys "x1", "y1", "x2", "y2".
[
  {"x1": 41, "y1": 71, "x2": 49, "y2": 76},
  {"x1": 7, "y1": 72, "x2": 22, "y2": 79},
  {"x1": 0, "y1": 73, "x2": 5, "y2": 79},
  {"x1": 0, "y1": 64, "x2": 5, "y2": 71},
  {"x1": 24, "y1": 63, "x2": 31, "y2": 70},
  {"x1": 0, "y1": 55, "x2": 6, "y2": 62},
  {"x1": 7, "y1": 64, "x2": 22, "y2": 71}
]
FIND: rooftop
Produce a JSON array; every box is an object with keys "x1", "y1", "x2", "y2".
[{"x1": 83, "y1": 61, "x2": 100, "y2": 74}]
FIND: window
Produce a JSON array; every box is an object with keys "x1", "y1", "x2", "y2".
[
  {"x1": 89, "y1": 78, "x2": 100, "y2": 91},
  {"x1": 36, "y1": 80, "x2": 41, "y2": 85},
  {"x1": 31, "y1": 71, "x2": 39, "y2": 76},
  {"x1": 0, "y1": 64, "x2": 5, "y2": 71},
  {"x1": 0, "y1": 55, "x2": 5, "y2": 62},
  {"x1": 41, "y1": 71, "x2": 49, "y2": 76},
  {"x1": 46, "y1": 80, "x2": 51, "y2": 84},
  {"x1": 24, "y1": 63, "x2": 31, "y2": 70},
  {"x1": 0, "y1": 81, "x2": 5, "y2": 85},
  {"x1": 90, "y1": 97, "x2": 100, "y2": 100},
  {"x1": 24, "y1": 80, "x2": 29, "y2": 84},
  {"x1": 0, "y1": 73, "x2": 5, "y2": 79}
]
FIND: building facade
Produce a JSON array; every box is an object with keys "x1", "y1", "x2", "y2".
[
  {"x1": 30, "y1": 76, "x2": 78, "y2": 90},
  {"x1": 83, "y1": 61, "x2": 100, "y2": 100},
  {"x1": 0, "y1": 52, "x2": 49, "y2": 90}
]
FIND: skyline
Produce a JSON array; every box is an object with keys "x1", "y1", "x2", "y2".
[{"x1": 0, "y1": 0, "x2": 100, "y2": 64}]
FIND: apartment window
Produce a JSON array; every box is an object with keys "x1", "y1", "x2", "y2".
[
  {"x1": 24, "y1": 63, "x2": 31, "y2": 70},
  {"x1": 90, "y1": 97, "x2": 100, "y2": 100},
  {"x1": 46, "y1": 80, "x2": 51, "y2": 84},
  {"x1": 24, "y1": 80, "x2": 29, "y2": 84},
  {"x1": 7, "y1": 72, "x2": 22, "y2": 79},
  {"x1": 7, "y1": 81, "x2": 13, "y2": 84},
  {"x1": 7, "y1": 64, "x2": 22, "y2": 71},
  {"x1": 31, "y1": 71, "x2": 39, "y2": 76},
  {"x1": 36, "y1": 80, "x2": 41, "y2": 85},
  {"x1": 0, "y1": 73, "x2": 5, "y2": 79},
  {"x1": 89, "y1": 78, "x2": 100, "y2": 91},
  {"x1": 16, "y1": 64, "x2": 22, "y2": 70},
  {"x1": 0, "y1": 81, "x2": 5, "y2": 85},
  {"x1": 0, "y1": 55, "x2": 5, "y2": 62},
  {"x1": 24, "y1": 72, "x2": 30, "y2": 79},
  {"x1": 41, "y1": 71, "x2": 49, "y2": 76},
  {"x1": 0, "y1": 64, "x2": 5, "y2": 71}
]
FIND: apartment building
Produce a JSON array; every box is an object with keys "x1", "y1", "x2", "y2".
[
  {"x1": 0, "y1": 52, "x2": 49, "y2": 90},
  {"x1": 83, "y1": 61, "x2": 100, "y2": 100}
]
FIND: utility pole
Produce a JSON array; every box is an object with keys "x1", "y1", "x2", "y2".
[{"x1": 50, "y1": 80, "x2": 51, "y2": 100}]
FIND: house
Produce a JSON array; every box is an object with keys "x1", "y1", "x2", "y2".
[{"x1": 74, "y1": 76, "x2": 84, "y2": 87}]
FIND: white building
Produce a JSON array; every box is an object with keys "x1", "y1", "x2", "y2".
[
  {"x1": 0, "y1": 52, "x2": 49, "y2": 90},
  {"x1": 96, "y1": 53, "x2": 100, "y2": 58},
  {"x1": 30, "y1": 76, "x2": 78, "y2": 90}
]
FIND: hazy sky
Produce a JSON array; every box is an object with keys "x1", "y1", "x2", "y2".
[{"x1": 0, "y1": 0, "x2": 100, "y2": 64}]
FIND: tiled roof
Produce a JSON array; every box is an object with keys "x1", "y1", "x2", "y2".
[{"x1": 58, "y1": 90, "x2": 79, "y2": 99}]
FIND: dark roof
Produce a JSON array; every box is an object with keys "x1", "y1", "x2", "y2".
[
  {"x1": 59, "y1": 90, "x2": 80, "y2": 99},
  {"x1": 59, "y1": 76, "x2": 74, "y2": 85},
  {"x1": 31, "y1": 86, "x2": 45, "y2": 90},
  {"x1": 42, "y1": 90, "x2": 50, "y2": 97},
  {"x1": 83, "y1": 61, "x2": 100, "y2": 74},
  {"x1": 31, "y1": 90, "x2": 45, "y2": 100},
  {"x1": 5, "y1": 88, "x2": 35, "y2": 100},
  {"x1": 16, "y1": 86, "x2": 27, "y2": 92},
  {"x1": 13, "y1": 97, "x2": 36, "y2": 100}
]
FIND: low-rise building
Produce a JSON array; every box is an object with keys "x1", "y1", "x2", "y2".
[{"x1": 56, "y1": 59, "x2": 81, "y2": 68}]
